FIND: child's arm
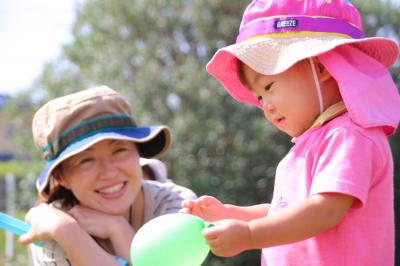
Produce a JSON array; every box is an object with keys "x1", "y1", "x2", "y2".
[
  {"x1": 248, "y1": 193, "x2": 354, "y2": 248},
  {"x1": 202, "y1": 193, "x2": 354, "y2": 257},
  {"x1": 224, "y1": 203, "x2": 269, "y2": 221},
  {"x1": 181, "y1": 195, "x2": 269, "y2": 222}
]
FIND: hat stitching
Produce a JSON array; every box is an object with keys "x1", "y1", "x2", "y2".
[
  {"x1": 245, "y1": 31, "x2": 353, "y2": 40},
  {"x1": 40, "y1": 114, "x2": 134, "y2": 153},
  {"x1": 237, "y1": 15, "x2": 363, "y2": 43},
  {"x1": 41, "y1": 115, "x2": 136, "y2": 160},
  {"x1": 45, "y1": 126, "x2": 142, "y2": 162}
]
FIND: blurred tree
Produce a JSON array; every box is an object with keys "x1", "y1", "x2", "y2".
[
  {"x1": 353, "y1": 1, "x2": 400, "y2": 265},
  {"x1": 2, "y1": 0, "x2": 399, "y2": 265}
]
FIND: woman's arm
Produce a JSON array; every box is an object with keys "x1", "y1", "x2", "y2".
[
  {"x1": 68, "y1": 205, "x2": 134, "y2": 261},
  {"x1": 20, "y1": 203, "x2": 122, "y2": 266},
  {"x1": 53, "y1": 221, "x2": 122, "y2": 266}
]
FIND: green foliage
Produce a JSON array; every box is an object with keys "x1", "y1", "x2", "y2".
[
  {"x1": 353, "y1": 1, "x2": 400, "y2": 264},
  {"x1": 0, "y1": 160, "x2": 43, "y2": 178},
  {"x1": 1, "y1": 0, "x2": 399, "y2": 265}
]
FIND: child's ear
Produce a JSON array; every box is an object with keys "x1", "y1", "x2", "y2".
[{"x1": 315, "y1": 59, "x2": 332, "y2": 82}]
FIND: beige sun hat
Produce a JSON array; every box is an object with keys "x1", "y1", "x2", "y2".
[
  {"x1": 206, "y1": 0, "x2": 399, "y2": 108},
  {"x1": 33, "y1": 85, "x2": 171, "y2": 199},
  {"x1": 140, "y1": 158, "x2": 169, "y2": 182}
]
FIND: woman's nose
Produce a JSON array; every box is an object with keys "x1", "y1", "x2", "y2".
[{"x1": 98, "y1": 159, "x2": 118, "y2": 178}]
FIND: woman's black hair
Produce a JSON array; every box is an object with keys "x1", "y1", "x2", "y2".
[{"x1": 36, "y1": 165, "x2": 79, "y2": 208}]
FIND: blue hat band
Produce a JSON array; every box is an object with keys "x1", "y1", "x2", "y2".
[{"x1": 40, "y1": 114, "x2": 136, "y2": 161}]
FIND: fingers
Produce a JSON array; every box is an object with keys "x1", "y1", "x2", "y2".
[
  {"x1": 201, "y1": 226, "x2": 229, "y2": 257},
  {"x1": 181, "y1": 195, "x2": 215, "y2": 208},
  {"x1": 68, "y1": 205, "x2": 98, "y2": 221},
  {"x1": 19, "y1": 231, "x2": 35, "y2": 245},
  {"x1": 195, "y1": 195, "x2": 216, "y2": 209},
  {"x1": 180, "y1": 199, "x2": 198, "y2": 214},
  {"x1": 67, "y1": 207, "x2": 80, "y2": 220},
  {"x1": 202, "y1": 224, "x2": 220, "y2": 240},
  {"x1": 181, "y1": 199, "x2": 194, "y2": 209},
  {"x1": 179, "y1": 207, "x2": 191, "y2": 214}
]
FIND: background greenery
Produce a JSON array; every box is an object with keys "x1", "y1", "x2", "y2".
[{"x1": 1, "y1": 0, "x2": 399, "y2": 265}]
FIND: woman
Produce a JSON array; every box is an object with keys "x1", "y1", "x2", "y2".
[{"x1": 19, "y1": 86, "x2": 196, "y2": 265}]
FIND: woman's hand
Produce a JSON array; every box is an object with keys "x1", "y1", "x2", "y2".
[
  {"x1": 68, "y1": 205, "x2": 131, "y2": 240},
  {"x1": 19, "y1": 203, "x2": 77, "y2": 245},
  {"x1": 180, "y1": 195, "x2": 227, "y2": 222},
  {"x1": 21, "y1": 203, "x2": 125, "y2": 265},
  {"x1": 68, "y1": 205, "x2": 134, "y2": 260}
]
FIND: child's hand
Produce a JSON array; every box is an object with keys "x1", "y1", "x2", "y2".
[
  {"x1": 19, "y1": 203, "x2": 77, "y2": 245},
  {"x1": 202, "y1": 219, "x2": 251, "y2": 257},
  {"x1": 180, "y1": 195, "x2": 227, "y2": 222}
]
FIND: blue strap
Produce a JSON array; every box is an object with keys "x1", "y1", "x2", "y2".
[{"x1": 113, "y1": 256, "x2": 129, "y2": 266}]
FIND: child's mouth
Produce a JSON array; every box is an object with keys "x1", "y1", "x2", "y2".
[{"x1": 274, "y1": 117, "x2": 284, "y2": 124}]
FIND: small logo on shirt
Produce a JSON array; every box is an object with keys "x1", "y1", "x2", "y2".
[
  {"x1": 274, "y1": 19, "x2": 298, "y2": 29},
  {"x1": 274, "y1": 196, "x2": 288, "y2": 210}
]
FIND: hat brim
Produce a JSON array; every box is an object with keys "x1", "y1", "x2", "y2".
[
  {"x1": 37, "y1": 126, "x2": 171, "y2": 198},
  {"x1": 206, "y1": 35, "x2": 399, "y2": 107}
]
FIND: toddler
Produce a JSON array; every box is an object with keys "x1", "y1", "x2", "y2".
[{"x1": 181, "y1": 1, "x2": 400, "y2": 265}]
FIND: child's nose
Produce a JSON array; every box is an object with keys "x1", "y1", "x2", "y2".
[{"x1": 262, "y1": 101, "x2": 275, "y2": 113}]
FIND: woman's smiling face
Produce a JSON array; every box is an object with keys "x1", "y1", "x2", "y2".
[
  {"x1": 241, "y1": 60, "x2": 321, "y2": 137},
  {"x1": 57, "y1": 139, "x2": 142, "y2": 215}
]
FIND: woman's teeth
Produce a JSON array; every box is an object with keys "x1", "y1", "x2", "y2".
[{"x1": 98, "y1": 183, "x2": 124, "y2": 194}]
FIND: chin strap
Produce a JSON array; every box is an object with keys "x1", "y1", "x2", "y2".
[
  {"x1": 291, "y1": 101, "x2": 347, "y2": 143},
  {"x1": 291, "y1": 58, "x2": 348, "y2": 143},
  {"x1": 309, "y1": 58, "x2": 324, "y2": 114},
  {"x1": 309, "y1": 101, "x2": 347, "y2": 130}
]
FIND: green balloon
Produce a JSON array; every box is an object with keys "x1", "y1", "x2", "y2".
[{"x1": 130, "y1": 213, "x2": 210, "y2": 266}]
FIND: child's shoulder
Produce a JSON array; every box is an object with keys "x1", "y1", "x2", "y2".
[
  {"x1": 297, "y1": 113, "x2": 389, "y2": 153},
  {"x1": 323, "y1": 113, "x2": 388, "y2": 141}
]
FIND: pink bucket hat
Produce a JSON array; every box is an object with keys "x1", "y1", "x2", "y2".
[{"x1": 206, "y1": 0, "x2": 399, "y2": 107}]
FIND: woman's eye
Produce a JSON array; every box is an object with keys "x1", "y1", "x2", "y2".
[
  {"x1": 114, "y1": 147, "x2": 129, "y2": 155},
  {"x1": 78, "y1": 158, "x2": 94, "y2": 165}
]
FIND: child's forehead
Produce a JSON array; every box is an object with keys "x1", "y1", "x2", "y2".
[{"x1": 239, "y1": 59, "x2": 308, "y2": 87}]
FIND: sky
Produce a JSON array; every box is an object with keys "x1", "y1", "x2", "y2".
[
  {"x1": 0, "y1": 0, "x2": 399, "y2": 96},
  {"x1": 0, "y1": 0, "x2": 77, "y2": 95}
]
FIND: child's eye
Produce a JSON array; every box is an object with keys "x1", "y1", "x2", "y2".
[
  {"x1": 257, "y1": 96, "x2": 263, "y2": 104},
  {"x1": 265, "y1": 82, "x2": 274, "y2": 91}
]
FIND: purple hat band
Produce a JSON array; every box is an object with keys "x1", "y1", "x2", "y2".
[{"x1": 237, "y1": 16, "x2": 364, "y2": 43}]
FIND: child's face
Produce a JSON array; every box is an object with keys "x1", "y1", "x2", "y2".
[
  {"x1": 57, "y1": 139, "x2": 142, "y2": 215},
  {"x1": 241, "y1": 60, "x2": 321, "y2": 137}
]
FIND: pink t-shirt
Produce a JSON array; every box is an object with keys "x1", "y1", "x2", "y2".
[{"x1": 262, "y1": 113, "x2": 394, "y2": 266}]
